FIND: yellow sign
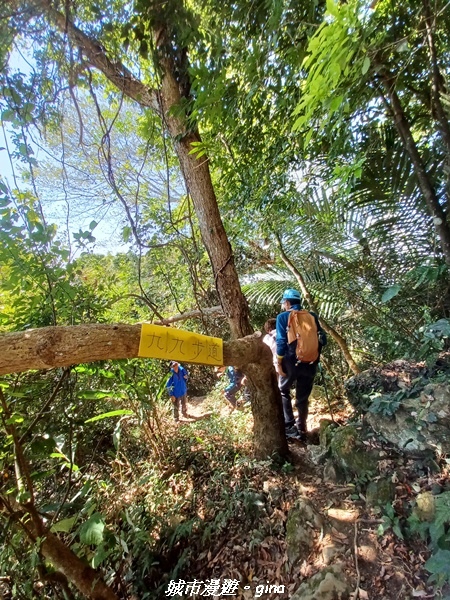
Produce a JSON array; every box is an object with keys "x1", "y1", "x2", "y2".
[{"x1": 138, "y1": 324, "x2": 223, "y2": 366}]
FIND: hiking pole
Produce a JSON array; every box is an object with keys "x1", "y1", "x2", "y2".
[{"x1": 318, "y1": 362, "x2": 335, "y2": 423}]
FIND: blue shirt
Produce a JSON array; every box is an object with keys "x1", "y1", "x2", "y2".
[
  {"x1": 226, "y1": 366, "x2": 244, "y2": 385},
  {"x1": 166, "y1": 365, "x2": 188, "y2": 398}
]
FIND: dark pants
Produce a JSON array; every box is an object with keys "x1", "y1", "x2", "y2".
[
  {"x1": 279, "y1": 356, "x2": 317, "y2": 431},
  {"x1": 225, "y1": 383, "x2": 251, "y2": 407},
  {"x1": 172, "y1": 394, "x2": 187, "y2": 420}
]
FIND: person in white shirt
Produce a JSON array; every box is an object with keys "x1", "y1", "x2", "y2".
[{"x1": 262, "y1": 318, "x2": 278, "y2": 371}]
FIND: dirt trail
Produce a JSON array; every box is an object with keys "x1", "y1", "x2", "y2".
[{"x1": 171, "y1": 394, "x2": 437, "y2": 600}]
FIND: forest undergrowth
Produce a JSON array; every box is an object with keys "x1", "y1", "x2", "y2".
[
  {"x1": 1, "y1": 368, "x2": 449, "y2": 600},
  {"x1": 89, "y1": 383, "x2": 449, "y2": 600}
]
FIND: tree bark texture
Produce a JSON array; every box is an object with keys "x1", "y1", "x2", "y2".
[
  {"x1": 40, "y1": 532, "x2": 119, "y2": 600},
  {"x1": 153, "y1": 25, "x2": 252, "y2": 339},
  {"x1": 0, "y1": 498, "x2": 119, "y2": 600},
  {"x1": 150, "y1": 23, "x2": 289, "y2": 455},
  {"x1": 0, "y1": 323, "x2": 256, "y2": 374},
  {"x1": 0, "y1": 324, "x2": 288, "y2": 457}
]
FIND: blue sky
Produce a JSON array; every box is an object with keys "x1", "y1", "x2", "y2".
[
  {"x1": 1, "y1": 48, "x2": 180, "y2": 256},
  {"x1": 0, "y1": 122, "x2": 128, "y2": 254},
  {"x1": 0, "y1": 48, "x2": 113, "y2": 252}
]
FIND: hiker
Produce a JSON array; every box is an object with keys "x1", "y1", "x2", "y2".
[
  {"x1": 223, "y1": 366, "x2": 248, "y2": 408},
  {"x1": 263, "y1": 318, "x2": 278, "y2": 371},
  {"x1": 276, "y1": 289, "x2": 327, "y2": 440},
  {"x1": 166, "y1": 361, "x2": 189, "y2": 422}
]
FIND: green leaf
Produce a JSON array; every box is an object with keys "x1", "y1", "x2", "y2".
[
  {"x1": 85, "y1": 409, "x2": 133, "y2": 423},
  {"x1": 425, "y1": 549, "x2": 450, "y2": 581},
  {"x1": 77, "y1": 390, "x2": 112, "y2": 400},
  {"x1": 50, "y1": 452, "x2": 66, "y2": 459},
  {"x1": 329, "y1": 95, "x2": 343, "y2": 113},
  {"x1": 361, "y1": 56, "x2": 371, "y2": 75},
  {"x1": 79, "y1": 513, "x2": 105, "y2": 546},
  {"x1": 16, "y1": 490, "x2": 31, "y2": 504},
  {"x1": 326, "y1": 0, "x2": 339, "y2": 18},
  {"x1": 304, "y1": 128, "x2": 314, "y2": 148},
  {"x1": 122, "y1": 225, "x2": 132, "y2": 243},
  {"x1": 381, "y1": 284, "x2": 401, "y2": 303},
  {"x1": 5, "y1": 414, "x2": 24, "y2": 424},
  {"x1": 292, "y1": 114, "x2": 307, "y2": 131},
  {"x1": 1, "y1": 109, "x2": 16, "y2": 121},
  {"x1": 51, "y1": 516, "x2": 78, "y2": 533},
  {"x1": 392, "y1": 522, "x2": 404, "y2": 540},
  {"x1": 92, "y1": 544, "x2": 114, "y2": 568}
]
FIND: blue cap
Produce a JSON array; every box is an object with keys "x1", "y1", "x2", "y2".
[{"x1": 282, "y1": 288, "x2": 301, "y2": 302}]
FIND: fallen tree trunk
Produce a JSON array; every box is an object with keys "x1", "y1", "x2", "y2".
[
  {"x1": 0, "y1": 323, "x2": 263, "y2": 375},
  {"x1": 0, "y1": 324, "x2": 143, "y2": 375},
  {"x1": 0, "y1": 323, "x2": 288, "y2": 458}
]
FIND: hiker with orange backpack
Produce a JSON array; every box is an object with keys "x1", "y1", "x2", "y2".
[{"x1": 276, "y1": 289, "x2": 327, "y2": 441}]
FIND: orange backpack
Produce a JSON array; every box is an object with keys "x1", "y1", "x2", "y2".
[{"x1": 287, "y1": 310, "x2": 320, "y2": 363}]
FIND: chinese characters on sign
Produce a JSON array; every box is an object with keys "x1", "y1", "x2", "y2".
[
  {"x1": 138, "y1": 324, "x2": 223, "y2": 366},
  {"x1": 165, "y1": 579, "x2": 285, "y2": 597}
]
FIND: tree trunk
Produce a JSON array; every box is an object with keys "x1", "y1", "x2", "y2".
[
  {"x1": 17, "y1": 0, "x2": 288, "y2": 458},
  {"x1": 422, "y1": 0, "x2": 450, "y2": 158},
  {"x1": 40, "y1": 531, "x2": 120, "y2": 600},
  {"x1": 0, "y1": 323, "x2": 257, "y2": 373},
  {"x1": 276, "y1": 238, "x2": 361, "y2": 375},
  {"x1": 380, "y1": 71, "x2": 450, "y2": 268},
  {"x1": 152, "y1": 27, "x2": 287, "y2": 455},
  {"x1": 154, "y1": 26, "x2": 252, "y2": 339}
]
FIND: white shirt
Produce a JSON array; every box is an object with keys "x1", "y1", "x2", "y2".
[{"x1": 263, "y1": 331, "x2": 278, "y2": 369}]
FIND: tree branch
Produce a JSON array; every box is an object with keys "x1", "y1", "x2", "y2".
[
  {"x1": 153, "y1": 305, "x2": 224, "y2": 325},
  {"x1": 15, "y1": 0, "x2": 160, "y2": 113},
  {"x1": 0, "y1": 323, "x2": 265, "y2": 375}
]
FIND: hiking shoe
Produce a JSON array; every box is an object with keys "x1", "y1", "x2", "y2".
[
  {"x1": 286, "y1": 426, "x2": 308, "y2": 442},
  {"x1": 285, "y1": 425, "x2": 301, "y2": 438}
]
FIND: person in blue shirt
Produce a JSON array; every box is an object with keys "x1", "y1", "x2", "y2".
[
  {"x1": 223, "y1": 366, "x2": 248, "y2": 408},
  {"x1": 166, "y1": 361, "x2": 189, "y2": 422},
  {"x1": 276, "y1": 289, "x2": 327, "y2": 440}
]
